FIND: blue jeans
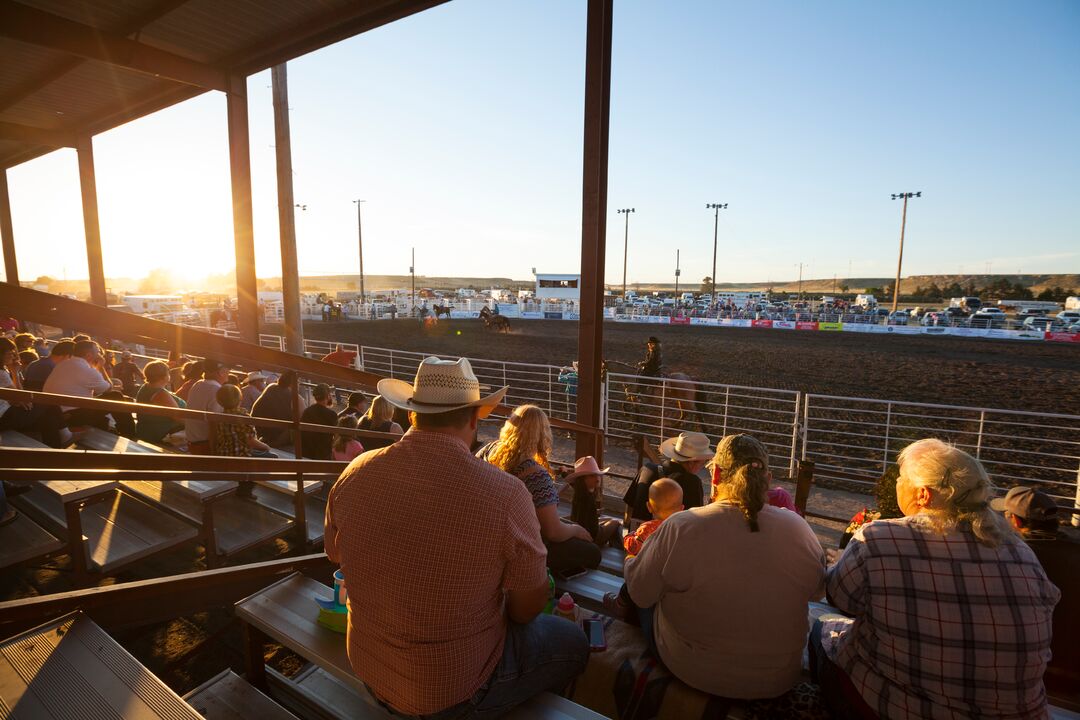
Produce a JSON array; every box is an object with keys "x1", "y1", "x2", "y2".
[
  {"x1": 808, "y1": 619, "x2": 877, "y2": 720},
  {"x1": 638, "y1": 604, "x2": 658, "y2": 657},
  {"x1": 383, "y1": 614, "x2": 588, "y2": 720}
]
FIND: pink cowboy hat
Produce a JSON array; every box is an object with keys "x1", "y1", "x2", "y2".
[{"x1": 563, "y1": 456, "x2": 610, "y2": 483}]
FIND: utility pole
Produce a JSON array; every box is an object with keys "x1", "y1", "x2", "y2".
[
  {"x1": 617, "y1": 208, "x2": 634, "y2": 301},
  {"x1": 675, "y1": 249, "x2": 681, "y2": 301},
  {"x1": 410, "y1": 248, "x2": 415, "y2": 317},
  {"x1": 353, "y1": 199, "x2": 366, "y2": 303},
  {"x1": 797, "y1": 262, "x2": 806, "y2": 301},
  {"x1": 706, "y1": 203, "x2": 727, "y2": 306},
  {"x1": 890, "y1": 191, "x2": 921, "y2": 313}
]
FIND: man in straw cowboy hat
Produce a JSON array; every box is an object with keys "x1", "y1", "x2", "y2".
[
  {"x1": 325, "y1": 357, "x2": 588, "y2": 717},
  {"x1": 624, "y1": 431, "x2": 710, "y2": 526}
]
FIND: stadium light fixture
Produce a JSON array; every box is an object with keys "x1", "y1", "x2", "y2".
[
  {"x1": 890, "y1": 191, "x2": 922, "y2": 313},
  {"x1": 706, "y1": 203, "x2": 728, "y2": 307},
  {"x1": 616, "y1": 208, "x2": 635, "y2": 302}
]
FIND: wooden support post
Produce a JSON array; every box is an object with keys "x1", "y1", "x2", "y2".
[
  {"x1": 227, "y1": 75, "x2": 259, "y2": 344},
  {"x1": 271, "y1": 64, "x2": 304, "y2": 355},
  {"x1": 292, "y1": 380, "x2": 307, "y2": 540},
  {"x1": 794, "y1": 460, "x2": 815, "y2": 516},
  {"x1": 201, "y1": 500, "x2": 219, "y2": 570},
  {"x1": 242, "y1": 622, "x2": 269, "y2": 691},
  {"x1": 76, "y1": 135, "x2": 107, "y2": 306},
  {"x1": 64, "y1": 498, "x2": 90, "y2": 586},
  {"x1": 0, "y1": 169, "x2": 17, "y2": 285},
  {"x1": 575, "y1": 0, "x2": 613, "y2": 463}
]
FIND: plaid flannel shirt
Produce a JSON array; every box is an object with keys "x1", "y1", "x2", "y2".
[{"x1": 824, "y1": 515, "x2": 1060, "y2": 720}]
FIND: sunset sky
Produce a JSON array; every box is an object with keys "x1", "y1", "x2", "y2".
[{"x1": 4, "y1": 0, "x2": 1078, "y2": 287}]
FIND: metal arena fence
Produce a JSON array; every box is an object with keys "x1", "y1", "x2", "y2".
[
  {"x1": 102, "y1": 327, "x2": 1080, "y2": 504},
  {"x1": 802, "y1": 394, "x2": 1080, "y2": 504}
]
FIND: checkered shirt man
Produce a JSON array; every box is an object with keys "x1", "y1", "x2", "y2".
[
  {"x1": 324, "y1": 428, "x2": 547, "y2": 715},
  {"x1": 823, "y1": 515, "x2": 1060, "y2": 720},
  {"x1": 214, "y1": 407, "x2": 255, "y2": 456}
]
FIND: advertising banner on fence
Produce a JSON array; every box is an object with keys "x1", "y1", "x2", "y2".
[
  {"x1": 921, "y1": 326, "x2": 948, "y2": 335},
  {"x1": 843, "y1": 323, "x2": 876, "y2": 333},
  {"x1": 884, "y1": 325, "x2": 921, "y2": 335},
  {"x1": 796, "y1": 321, "x2": 819, "y2": 331},
  {"x1": 564, "y1": 312, "x2": 580, "y2": 321},
  {"x1": 772, "y1": 320, "x2": 796, "y2": 330},
  {"x1": 669, "y1": 316, "x2": 691, "y2": 325},
  {"x1": 690, "y1": 317, "x2": 718, "y2": 326},
  {"x1": 818, "y1": 322, "x2": 843, "y2": 331},
  {"x1": 1045, "y1": 332, "x2": 1080, "y2": 343},
  {"x1": 543, "y1": 311, "x2": 563, "y2": 320},
  {"x1": 450, "y1": 311, "x2": 481, "y2": 319},
  {"x1": 521, "y1": 311, "x2": 544, "y2": 319},
  {"x1": 751, "y1": 319, "x2": 773, "y2": 328}
]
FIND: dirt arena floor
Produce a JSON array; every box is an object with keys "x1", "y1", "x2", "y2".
[{"x1": 282, "y1": 319, "x2": 1080, "y2": 415}]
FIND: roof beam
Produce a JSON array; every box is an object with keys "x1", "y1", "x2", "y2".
[
  {"x1": 0, "y1": 0, "x2": 227, "y2": 92},
  {"x1": 0, "y1": 121, "x2": 75, "y2": 147}
]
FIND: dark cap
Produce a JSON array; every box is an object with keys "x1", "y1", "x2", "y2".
[
  {"x1": 647, "y1": 336, "x2": 660, "y2": 344},
  {"x1": 990, "y1": 486, "x2": 1058, "y2": 521},
  {"x1": 201, "y1": 359, "x2": 225, "y2": 376}
]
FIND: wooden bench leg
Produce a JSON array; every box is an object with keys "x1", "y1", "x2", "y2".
[
  {"x1": 243, "y1": 622, "x2": 269, "y2": 691},
  {"x1": 202, "y1": 501, "x2": 220, "y2": 569},
  {"x1": 64, "y1": 499, "x2": 90, "y2": 586},
  {"x1": 293, "y1": 473, "x2": 307, "y2": 544}
]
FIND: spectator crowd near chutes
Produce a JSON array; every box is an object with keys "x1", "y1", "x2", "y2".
[{"x1": 0, "y1": 321, "x2": 1074, "y2": 719}]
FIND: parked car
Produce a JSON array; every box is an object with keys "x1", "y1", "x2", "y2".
[
  {"x1": 888, "y1": 310, "x2": 910, "y2": 325},
  {"x1": 1056, "y1": 310, "x2": 1080, "y2": 324},
  {"x1": 921, "y1": 311, "x2": 947, "y2": 326},
  {"x1": 968, "y1": 308, "x2": 1007, "y2": 328},
  {"x1": 1023, "y1": 316, "x2": 1065, "y2": 331},
  {"x1": 1017, "y1": 308, "x2": 1048, "y2": 320}
]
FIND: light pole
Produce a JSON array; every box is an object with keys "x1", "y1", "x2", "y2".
[
  {"x1": 706, "y1": 203, "x2": 727, "y2": 305},
  {"x1": 674, "y1": 249, "x2": 681, "y2": 305},
  {"x1": 352, "y1": 199, "x2": 366, "y2": 304},
  {"x1": 617, "y1": 208, "x2": 634, "y2": 301},
  {"x1": 410, "y1": 248, "x2": 415, "y2": 317},
  {"x1": 890, "y1": 191, "x2": 921, "y2": 313},
  {"x1": 796, "y1": 262, "x2": 807, "y2": 302}
]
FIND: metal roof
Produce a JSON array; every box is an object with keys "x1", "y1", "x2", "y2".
[{"x1": 0, "y1": 0, "x2": 447, "y2": 170}]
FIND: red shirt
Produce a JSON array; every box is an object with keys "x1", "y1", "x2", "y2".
[
  {"x1": 624, "y1": 518, "x2": 664, "y2": 557},
  {"x1": 321, "y1": 350, "x2": 357, "y2": 367},
  {"x1": 324, "y1": 429, "x2": 547, "y2": 714}
]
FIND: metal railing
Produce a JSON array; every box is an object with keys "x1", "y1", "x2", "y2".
[
  {"x1": 802, "y1": 394, "x2": 1080, "y2": 503},
  {"x1": 604, "y1": 371, "x2": 801, "y2": 475}
]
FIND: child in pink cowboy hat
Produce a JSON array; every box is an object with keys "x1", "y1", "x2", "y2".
[{"x1": 564, "y1": 456, "x2": 622, "y2": 548}]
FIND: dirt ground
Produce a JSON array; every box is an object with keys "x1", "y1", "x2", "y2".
[{"x1": 285, "y1": 318, "x2": 1080, "y2": 414}]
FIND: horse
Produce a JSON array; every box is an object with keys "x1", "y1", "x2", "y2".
[
  {"x1": 433, "y1": 304, "x2": 453, "y2": 320},
  {"x1": 479, "y1": 306, "x2": 510, "y2": 333},
  {"x1": 602, "y1": 360, "x2": 706, "y2": 431}
]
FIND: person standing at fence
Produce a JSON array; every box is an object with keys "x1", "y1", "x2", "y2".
[
  {"x1": 478, "y1": 404, "x2": 601, "y2": 575},
  {"x1": 325, "y1": 357, "x2": 587, "y2": 717},
  {"x1": 321, "y1": 344, "x2": 357, "y2": 368}
]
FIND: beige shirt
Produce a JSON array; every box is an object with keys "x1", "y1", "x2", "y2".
[{"x1": 625, "y1": 502, "x2": 825, "y2": 699}]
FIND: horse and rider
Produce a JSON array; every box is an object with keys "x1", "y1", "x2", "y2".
[{"x1": 478, "y1": 305, "x2": 510, "y2": 333}]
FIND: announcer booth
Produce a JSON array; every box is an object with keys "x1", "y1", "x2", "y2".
[{"x1": 535, "y1": 272, "x2": 582, "y2": 302}]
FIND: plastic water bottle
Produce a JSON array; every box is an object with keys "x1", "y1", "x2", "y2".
[
  {"x1": 554, "y1": 592, "x2": 577, "y2": 623},
  {"x1": 543, "y1": 571, "x2": 556, "y2": 614},
  {"x1": 333, "y1": 569, "x2": 348, "y2": 606}
]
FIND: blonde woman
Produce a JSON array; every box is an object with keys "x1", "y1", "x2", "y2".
[
  {"x1": 624, "y1": 433, "x2": 825, "y2": 700},
  {"x1": 478, "y1": 404, "x2": 600, "y2": 575},
  {"x1": 358, "y1": 394, "x2": 403, "y2": 451},
  {"x1": 817, "y1": 439, "x2": 1060, "y2": 720}
]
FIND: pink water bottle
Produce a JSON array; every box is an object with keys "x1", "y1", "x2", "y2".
[{"x1": 554, "y1": 592, "x2": 577, "y2": 623}]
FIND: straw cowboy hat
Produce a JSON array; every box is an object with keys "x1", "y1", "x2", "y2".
[
  {"x1": 244, "y1": 371, "x2": 267, "y2": 384},
  {"x1": 563, "y1": 456, "x2": 610, "y2": 483},
  {"x1": 378, "y1": 357, "x2": 508, "y2": 418},
  {"x1": 659, "y1": 431, "x2": 714, "y2": 462}
]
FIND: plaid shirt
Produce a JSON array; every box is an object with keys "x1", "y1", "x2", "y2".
[
  {"x1": 624, "y1": 518, "x2": 664, "y2": 557},
  {"x1": 824, "y1": 516, "x2": 1060, "y2": 720},
  {"x1": 215, "y1": 407, "x2": 254, "y2": 456},
  {"x1": 324, "y1": 429, "x2": 547, "y2": 715}
]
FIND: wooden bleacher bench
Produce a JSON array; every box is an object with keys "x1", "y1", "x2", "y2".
[
  {"x1": 0, "y1": 510, "x2": 64, "y2": 570},
  {"x1": 554, "y1": 568, "x2": 623, "y2": 611},
  {"x1": 184, "y1": 669, "x2": 299, "y2": 720},
  {"x1": 12, "y1": 481, "x2": 198, "y2": 579},
  {"x1": 119, "y1": 479, "x2": 293, "y2": 566},
  {"x1": 0, "y1": 430, "x2": 48, "y2": 448},
  {"x1": 250, "y1": 485, "x2": 328, "y2": 546},
  {"x1": 74, "y1": 426, "x2": 164, "y2": 453},
  {"x1": 0, "y1": 611, "x2": 203, "y2": 718},
  {"x1": 235, "y1": 572, "x2": 605, "y2": 720}
]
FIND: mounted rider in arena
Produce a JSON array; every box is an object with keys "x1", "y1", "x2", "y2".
[{"x1": 637, "y1": 336, "x2": 663, "y2": 377}]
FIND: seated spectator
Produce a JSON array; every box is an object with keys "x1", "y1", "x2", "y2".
[
  {"x1": 325, "y1": 357, "x2": 586, "y2": 716},
  {"x1": 113, "y1": 350, "x2": 144, "y2": 397},
  {"x1": 356, "y1": 394, "x2": 404, "y2": 451},
  {"x1": 22, "y1": 339, "x2": 73, "y2": 392},
  {"x1": 816, "y1": 439, "x2": 1060, "y2": 720},
  {"x1": 13, "y1": 332, "x2": 35, "y2": 353},
  {"x1": 337, "y1": 391, "x2": 368, "y2": 420},
  {"x1": 321, "y1": 344, "x2": 357, "y2": 367},
  {"x1": 564, "y1": 455, "x2": 621, "y2": 547},
  {"x1": 134, "y1": 360, "x2": 185, "y2": 445},
  {"x1": 839, "y1": 464, "x2": 902, "y2": 549},
  {"x1": 479, "y1": 404, "x2": 600, "y2": 575},
  {"x1": 252, "y1": 370, "x2": 297, "y2": 449},
  {"x1": 624, "y1": 431, "x2": 709, "y2": 524},
  {"x1": 240, "y1": 371, "x2": 267, "y2": 412},
  {"x1": 18, "y1": 349, "x2": 37, "y2": 369},
  {"x1": 991, "y1": 486, "x2": 1078, "y2": 699},
  {"x1": 625, "y1": 433, "x2": 825, "y2": 699},
  {"x1": 331, "y1": 415, "x2": 364, "y2": 462},
  {"x1": 215, "y1": 384, "x2": 273, "y2": 459},
  {"x1": 175, "y1": 360, "x2": 203, "y2": 402},
  {"x1": 32, "y1": 337, "x2": 48, "y2": 358},
  {"x1": 0, "y1": 337, "x2": 47, "y2": 436},
  {"x1": 604, "y1": 477, "x2": 683, "y2": 620},
  {"x1": 185, "y1": 360, "x2": 229, "y2": 454},
  {"x1": 300, "y1": 383, "x2": 338, "y2": 460},
  {"x1": 43, "y1": 339, "x2": 134, "y2": 437}
]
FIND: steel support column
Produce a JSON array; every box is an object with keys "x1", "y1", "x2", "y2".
[
  {"x1": 0, "y1": 169, "x2": 17, "y2": 285},
  {"x1": 575, "y1": 0, "x2": 613, "y2": 462},
  {"x1": 227, "y1": 75, "x2": 259, "y2": 344},
  {"x1": 271, "y1": 64, "x2": 304, "y2": 354},
  {"x1": 76, "y1": 134, "x2": 107, "y2": 306}
]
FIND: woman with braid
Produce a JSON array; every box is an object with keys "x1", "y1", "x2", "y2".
[{"x1": 624, "y1": 433, "x2": 825, "y2": 700}]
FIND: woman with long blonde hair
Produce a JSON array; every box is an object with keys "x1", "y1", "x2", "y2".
[
  {"x1": 815, "y1": 438, "x2": 1059, "y2": 720},
  {"x1": 479, "y1": 404, "x2": 600, "y2": 575}
]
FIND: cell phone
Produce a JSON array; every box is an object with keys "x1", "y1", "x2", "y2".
[
  {"x1": 583, "y1": 618, "x2": 606, "y2": 652},
  {"x1": 558, "y1": 567, "x2": 589, "y2": 581}
]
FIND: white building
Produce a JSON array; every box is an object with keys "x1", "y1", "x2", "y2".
[{"x1": 534, "y1": 273, "x2": 580, "y2": 301}]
